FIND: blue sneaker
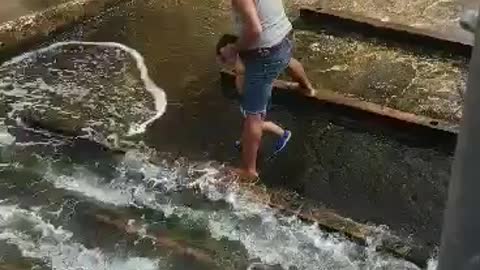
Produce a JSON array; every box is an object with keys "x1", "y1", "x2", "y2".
[
  {"x1": 234, "y1": 130, "x2": 291, "y2": 155},
  {"x1": 273, "y1": 130, "x2": 292, "y2": 155}
]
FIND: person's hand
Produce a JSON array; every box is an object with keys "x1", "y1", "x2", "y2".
[{"x1": 220, "y1": 44, "x2": 238, "y2": 66}]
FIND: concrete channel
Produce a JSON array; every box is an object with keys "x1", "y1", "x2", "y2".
[
  {"x1": 0, "y1": 0, "x2": 123, "y2": 60},
  {"x1": 306, "y1": 0, "x2": 474, "y2": 43},
  {"x1": 0, "y1": 0, "x2": 70, "y2": 24},
  {"x1": 0, "y1": 0, "x2": 468, "y2": 268},
  {"x1": 299, "y1": 7, "x2": 473, "y2": 57}
]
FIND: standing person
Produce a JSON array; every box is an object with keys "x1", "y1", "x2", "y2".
[{"x1": 220, "y1": 0, "x2": 306, "y2": 179}]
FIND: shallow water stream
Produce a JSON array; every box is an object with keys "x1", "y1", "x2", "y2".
[
  {"x1": 0, "y1": 0, "x2": 455, "y2": 269},
  {"x1": 0, "y1": 123, "x2": 436, "y2": 270}
]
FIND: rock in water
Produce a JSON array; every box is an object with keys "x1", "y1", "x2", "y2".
[{"x1": 0, "y1": 127, "x2": 14, "y2": 147}]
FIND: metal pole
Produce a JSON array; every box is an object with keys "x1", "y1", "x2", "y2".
[{"x1": 437, "y1": 8, "x2": 480, "y2": 270}]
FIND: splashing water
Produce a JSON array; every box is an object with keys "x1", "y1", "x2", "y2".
[
  {"x1": 0, "y1": 122, "x2": 14, "y2": 147},
  {"x1": 8, "y1": 147, "x2": 429, "y2": 270},
  {"x1": 0, "y1": 205, "x2": 160, "y2": 270},
  {"x1": 0, "y1": 41, "x2": 167, "y2": 143}
]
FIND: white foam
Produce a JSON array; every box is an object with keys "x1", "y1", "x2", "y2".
[
  {"x1": 0, "y1": 128, "x2": 14, "y2": 147},
  {"x1": 2, "y1": 41, "x2": 167, "y2": 135},
  {"x1": 48, "y1": 169, "x2": 134, "y2": 206},
  {"x1": 0, "y1": 120, "x2": 14, "y2": 147},
  {"x1": 427, "y1": 258, "x2": 438, "y2": 270},
  {"x1": 38, "y1": 155, "x2": 426, "y2": 270},
  {"x1": 42, "y1": 163, "x2": 200, "y2": 221},
  {"x1": 0, "y1": 121, "x2": 15, "y2": 162},
  {"x1": 192, "y1": 168, "x2": 400, "y2": 269},
  {"x1": 0, "y1": 204, "x2": 160, "y2": 270}
]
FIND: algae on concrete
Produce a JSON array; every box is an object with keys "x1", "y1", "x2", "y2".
[
  {"x1": 293, "y1": 30, "x2": 467, "y2": 123},
  {"x1": 0, "y1": 0, "x2": 69, "y2": 24}
]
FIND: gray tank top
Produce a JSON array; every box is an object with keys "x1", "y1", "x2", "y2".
[{"x1": 232, "y1": 0, "x2": 292, "y2": 49}]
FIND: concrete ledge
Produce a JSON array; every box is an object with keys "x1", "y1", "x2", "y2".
[
  {"x1": 266, "y1": 192, "x2": 431, "y2": 268},
  {"x1": 220, "y1": 69, "x2": 458, "y2": 135},
  {"x1": 0, "y1": 0, "x2": 124, "y2": 60},
  {"x1": 299, "y1": 7, "x2": 473, "y2": 57},
  {"x1": 94, "y1": 212, "x2": 216, "y2": 264},
  {"x1": 187, "y1": 167, "x2": 433, "y2": 268}
]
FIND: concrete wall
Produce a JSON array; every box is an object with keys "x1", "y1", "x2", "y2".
[{"x1": 0, "y1": 0, "x2": 124, "y2": 59}]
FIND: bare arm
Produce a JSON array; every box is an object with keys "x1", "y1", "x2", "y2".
[{"x1": 232, "y1": 0, "x2": 262, "y2": 49}]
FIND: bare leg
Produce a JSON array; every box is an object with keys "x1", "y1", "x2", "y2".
[
  {"x1": 239, "y1": 114, "x2": 263, "y2": 178},
  {"x1": 262, "y1": 121, "x2": 284, "y2": 136},
  {"x1": 287, "y1": 58, "x2": 316, "y2": 96},
  {"x1": 235, "y1": 57, "x2": 245, "y2": 95},
  {"x1": 235, "y1": 74, "x2": 244, "y2": 95}
]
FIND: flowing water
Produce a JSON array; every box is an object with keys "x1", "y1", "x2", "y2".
[
  {"x1": 0, "y1": 122, "x2": 437, "y2": 270},
  {"x1": 0, "y1": 0, "x2": 456, "y2": 269}
]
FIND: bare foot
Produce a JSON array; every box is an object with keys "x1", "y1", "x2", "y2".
[
  {"x1": 232, "y1": 168, "x2": 259, "y2": 183},
  {"x1": 303, "y1": 86, "x2": 316, "y2": 97}
]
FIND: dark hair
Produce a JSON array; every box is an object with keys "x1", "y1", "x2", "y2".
[{"x1": 216, "y1": 34, "x2": 238, "y2": 55}]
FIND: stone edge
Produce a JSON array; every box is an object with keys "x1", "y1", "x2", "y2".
[{"x1": 0, "y1": 0, "x2": 126, "y2": 59}]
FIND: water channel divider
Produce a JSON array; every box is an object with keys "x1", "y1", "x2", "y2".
[
  {"x1": 0, "y1": 0, "x2": 126, "y2": 62},
  {"x1": 299, "y1": 7, "x2": 473, "y2": 58},
  {"x1": 220, "y1": 68, "x2": 458, "y2": 136},
  {"x1": 93, "y1": 211, "x2": 216, "y2": 264}
]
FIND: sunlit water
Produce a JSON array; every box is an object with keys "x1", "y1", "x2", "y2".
[{"x1": 0, "y1": 42, "x2": 439, "y2": 269}]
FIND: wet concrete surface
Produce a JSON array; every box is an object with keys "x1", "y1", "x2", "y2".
[
  {"x1": 0, "y1": 0, "x2": 69, "y2": 23},
  {"x1": 2, "y1": 0, "x2": 455, "y2": 254},
  {"x1": 307, "y1": 0, "x2": 475, "y2": 45}
]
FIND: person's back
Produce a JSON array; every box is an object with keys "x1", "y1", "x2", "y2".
[{"x1": 232, "y1": 0, "x2": 292, "y2": 49}]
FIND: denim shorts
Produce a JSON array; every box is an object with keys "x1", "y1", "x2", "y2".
[{"x1": 239, "y1": 36, "x2": 293, "y2": 117}]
